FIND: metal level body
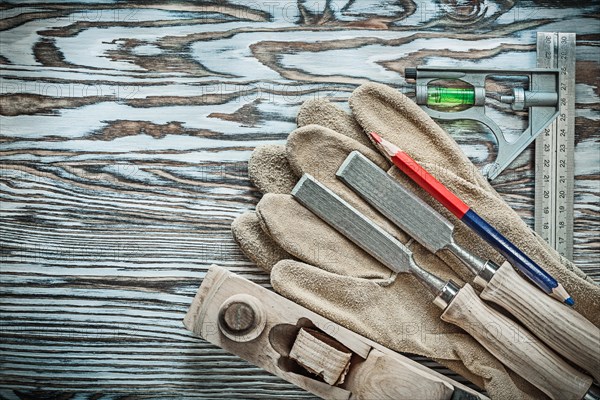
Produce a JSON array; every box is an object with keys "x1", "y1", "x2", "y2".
[{"x1": 410, "y1": 65, "x2": 559, "y2": 180}]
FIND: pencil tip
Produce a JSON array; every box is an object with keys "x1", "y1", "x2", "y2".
[
  {"x1": 564, "y1": 297, "x2": 575, "y2": 306},
  {"x1": 552, "y1": 283, "x2": 573, "y2": 306},
  {"x1": 369, "y1": 132, "x2": 382, "y2": 144}
]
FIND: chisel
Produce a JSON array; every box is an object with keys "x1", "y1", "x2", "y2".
[
  {"x1": 337, "y1": 151, "x2": 600, "y2": 381},
  {"x1": 368, "y1": 132, "x2": 573, "y2": 306},
  {"x1": 291, "y1": 174, "x2": 595, "y2": 400}
]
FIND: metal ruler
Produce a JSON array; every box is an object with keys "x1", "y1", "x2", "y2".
[{"x1": 534, "y1": 32, "x2": 576, "y2": 260}]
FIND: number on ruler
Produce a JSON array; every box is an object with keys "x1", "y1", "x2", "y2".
[{"x1": 544, "y1": 35, "x2": 552, "y2": 60}]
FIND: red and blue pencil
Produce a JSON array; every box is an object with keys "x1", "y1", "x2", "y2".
[{"x1": 369, "y1": 132, "x2": 573, "y2": 306}]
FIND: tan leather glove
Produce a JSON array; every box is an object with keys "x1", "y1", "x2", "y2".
[{"x1": 232, "y1": 83, "x2": 599, "y2": 400}]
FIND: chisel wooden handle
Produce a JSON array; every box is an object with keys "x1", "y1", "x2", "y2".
[
  {"x1": 480, "y1": 262, "x2": 600, "y2": 381},
  {"x1": 441, "y1": 284, "x2": 593, "y2": 400}
]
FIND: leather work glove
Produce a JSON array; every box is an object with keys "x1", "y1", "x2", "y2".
[{"x1": 231, "y1": 83, "x2": 600, "y2": 400}]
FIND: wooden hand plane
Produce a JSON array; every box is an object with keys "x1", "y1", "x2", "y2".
[{"x1": 184, "y1": 265, "x2": 487, "y2": 400}]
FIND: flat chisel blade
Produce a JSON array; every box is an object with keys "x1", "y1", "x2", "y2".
[
  {"x1": 291, "y1": 174, "x2": 412, "y2": 274},
  {"x1": 337, "y1": 151, "x2": 455, "y2": 254}
]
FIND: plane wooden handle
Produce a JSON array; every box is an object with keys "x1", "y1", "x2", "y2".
[
  {"x1": 345, "y1": 349, "x2": 454, "y2": 400},
  {"x1": 481, "y1": 262, "x2": 600, "y2": 381},
  {"x1": 441, "y1": 284, "x2": 592, "y2": 400},
  {"x1": 185, "y1": 265, "x2": 488, "y2": 400}
]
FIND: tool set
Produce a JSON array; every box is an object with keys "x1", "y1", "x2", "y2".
[
  {"x1": 405, "y1": 32, "x2": 576, "y2": 258},
  {"x1": 184, "y1": 31, "x2": 592, "y2": 400},
  {"x1": 291, "y1": 174, "x2": 595, "y2": 400},
  {"x1": 369, "y1": 131, "x2": 572, "y2": 305},
  {"x1": 337, "y1": 151, "x2": 599, "y2": 380}
]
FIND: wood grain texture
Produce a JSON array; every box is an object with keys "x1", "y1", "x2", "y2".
[
  {"x1": 441, "y1": 284, "x2": 593, "y2": 400},
  {"x1": 289, "y1": 328, "x2": 352, "y2": 386},
  {"x1": 0, "y1": 1, "x2": 598, "y2": 399},
  {"x1": 344, "y1": 349, "x2": 455, "y2": 400},
  {"x1": 481, "y1": 261, "x2": 600, "y2": 381}
]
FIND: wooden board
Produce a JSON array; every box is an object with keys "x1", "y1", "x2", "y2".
[{"x1": 0, "y1": 1, "x2": 598, "y2": 398}]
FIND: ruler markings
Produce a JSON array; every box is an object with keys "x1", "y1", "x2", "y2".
[
  {"x1": 534, "y1": 32, "x2": 575, "y2": 260},
  {"x1": 555, "y1": 33, "x2": 575, "y2": 259},
  {"x1": 535, "y1": 32, "x2": 557, "y2": 249}
]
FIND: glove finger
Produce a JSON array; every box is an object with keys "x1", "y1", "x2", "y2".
[
  {"x1": 349, "y1": 82, "x2": 492, "y2": 192},
  {"x1": 271, "y1": 259, "x2": 542, "y2": 399},
  {"x1": 231, "y1": 211, "x2": 292, "y2": 273},
  {"x1": 297, "y1": 98, "x2": 374, "y2": 149},
  {"x1": 256, "y1": 193, "x2": 394, "y2": 281},
  {"x1": 249, "y1": 98, "x2": 376, "y2": 195},
  {"x1": 248, "y1": 144, "x2": 298, "y2": 194}
]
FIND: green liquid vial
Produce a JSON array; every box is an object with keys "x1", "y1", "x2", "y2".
[{"x1": 427, "y1": 87, "x2": 475, "y2": 107}]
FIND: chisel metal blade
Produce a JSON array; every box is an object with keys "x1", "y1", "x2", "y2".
[
  {"x1": 337, "y1": 151, "x2": 455, "y2": 254},
  {"x1": 336, "y1": 151, "x2": 487, "y2": 276},
  {"x1": 291, "y1": 173, "x2": 448, "y2": 296},
  {"x1": 291, "y1": 174, "x2": 412, "y2": 274}
]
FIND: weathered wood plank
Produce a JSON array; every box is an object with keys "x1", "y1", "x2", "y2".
[{"x1": 1, "y1": 1, "x2": 598, "y2": 398}]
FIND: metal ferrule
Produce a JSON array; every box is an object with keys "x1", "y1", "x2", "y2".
[
  {"x1": 445, "y1": 241, "x2": 501, "y2": 290},
  {"x1": 433, "y1": 280, "x2": 461, "y2": 310},
  {"x1": 446, "y1": 240, "x2": 488, "y2": 277},
  {"x1": 472, "y1": 260, "x2": 500, "y2": 289},
  {"x1": 583, "y1": 383, "x2": 600, "y2": 400}
]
